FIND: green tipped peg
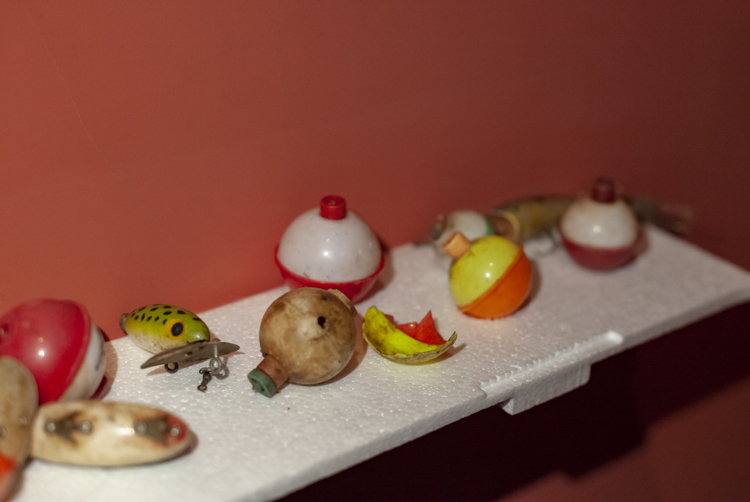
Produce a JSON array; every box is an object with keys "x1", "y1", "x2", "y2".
[{"x1": 248, "y1": 369, "x2": 276, "y2": 398}]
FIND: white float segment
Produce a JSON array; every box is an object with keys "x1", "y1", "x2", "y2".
[
  {"x1": 277, "y1": 208, "x2": 382, "y2": 282},
  {"x1": 16, "y1": 227, "x2": 750, "y2": 502}
]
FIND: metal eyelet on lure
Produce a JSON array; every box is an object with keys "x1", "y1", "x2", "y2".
[{"x1": 140, "y1": 340, "x2": 239, "y2": 393}]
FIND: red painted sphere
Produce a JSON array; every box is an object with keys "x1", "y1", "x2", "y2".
[{"x1": 0, "y1": 299, "x2": 92, "y2": 404}]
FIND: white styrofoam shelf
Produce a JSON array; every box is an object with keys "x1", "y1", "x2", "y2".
[{"x1": 16, "y1": 227, "x2": 750, "y2": 502}]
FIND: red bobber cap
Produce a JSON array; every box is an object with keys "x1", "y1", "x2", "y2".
[
  {"x1": 320, "y1": 195, "x2": 347, "y2": 220},
  {"x1": 591, "y1": 177, "x2": 617, "y2": 203}
]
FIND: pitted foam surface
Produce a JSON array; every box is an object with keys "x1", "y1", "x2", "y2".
[{"x1": 17, "y1": 227, "x2": 750, "y2": 502}]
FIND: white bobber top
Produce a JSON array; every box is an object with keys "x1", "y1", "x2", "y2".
[
  {"x1": 277, "y1": 195, "x2": 382, "y2": 283},
  {"x1": 559, "y1": 179, "x2": 639, "y2": 249}
]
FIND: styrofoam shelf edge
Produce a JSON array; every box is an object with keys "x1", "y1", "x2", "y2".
[
  {"x1": 16, "y1": 227, "x2": 750, "y2": 502},
  {"x1": 481, "y1": 330, "x2": 624, "y2": 414}
]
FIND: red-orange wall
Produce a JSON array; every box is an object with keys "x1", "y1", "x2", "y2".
[
  {"x1": 2, "y1": 1, "x2": 749, "y2": 499},
  {"x1": 3, "y1": 0, "x2": 749, "y2": 339}
]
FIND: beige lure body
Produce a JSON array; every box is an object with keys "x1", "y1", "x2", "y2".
[
  {"x1": 32, "y1": 401, "x2": 191, "y2": 467},
  {"x1": 0, "y1": 357, "x2": 38, "y2": 501}
]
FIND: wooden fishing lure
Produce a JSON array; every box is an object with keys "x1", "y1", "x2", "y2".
[
  {"x1": 486, "y1": 195, "x2": 573, "y2": 244},
  {"x1": 31, "y1": 401, "x2": 191, "y2": 467},
  {"x1": 0, "y1": 357, "x2": 38, "y2": 502},
  {"x1": 248, "y1": 288, "x2": 357, "y2": 397},
  {"x1": 120, "y1": 304, "x2": 210, "y2": 354}
]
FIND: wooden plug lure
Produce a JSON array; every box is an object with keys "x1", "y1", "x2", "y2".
[
  {"x1": 120, "y1": 304, "x2": 211, "y2": 355},
  {"x1": 0, "y1": 357, "x2": 38, "y2": 502},
  {"x1": 122, "y1": 304, "x2": 239, "y2": 391},
  {"x1": 31, "y1": 401, "x2": 191, "y2": 467}
]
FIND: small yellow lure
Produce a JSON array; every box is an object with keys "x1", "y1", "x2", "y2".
[{"x1": 120, "y1": 304, "x2": 210, "y2": 354}]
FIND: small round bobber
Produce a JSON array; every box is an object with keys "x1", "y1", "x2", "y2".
[
  {"x1": 429, "y1": 210, "x2": 493, "y2": 267},
  {"x1": 248, "y1": 288, "x2": 357, "y2": 397},
  {"x1": 275, "y1": 195, "x2": 384, "y2": 303},
  {"x1": 0, "y1": 299, "x2": 106, "y2": 404},
  {"x1": 443, "y1": 232, "x2": 532, "y2": 319},
  {"x1": 559, "y1": 178, "x2": 640, "y2": 270}
]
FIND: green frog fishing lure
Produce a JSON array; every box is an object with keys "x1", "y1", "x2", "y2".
[{"x1": 120, "y1": 304, "x2": 210, "y2": 355}]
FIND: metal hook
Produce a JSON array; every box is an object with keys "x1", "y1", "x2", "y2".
[{"x1": 196, "y1": 343, "x2": 230, "y2": 392}]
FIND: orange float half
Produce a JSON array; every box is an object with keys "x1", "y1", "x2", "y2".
[{"x1": 459, "y1": 247, "x2": 532, "y2": 319}]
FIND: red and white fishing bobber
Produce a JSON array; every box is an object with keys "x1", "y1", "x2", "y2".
[
  {"x1": 275, "y1": 195, "x2": 384, "y2": 303},
  {"x1": 0, "y1": 299, "x2": 106, "y2": 405},
  {"x1": 559, "y1": 178, "x2": 641, "y2": 270}
]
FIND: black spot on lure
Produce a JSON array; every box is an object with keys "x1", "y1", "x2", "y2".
[{"x1": 120, "y1": 304, "x2": 210, "y2": 354}]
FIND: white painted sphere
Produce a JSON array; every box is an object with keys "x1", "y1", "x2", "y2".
[
  {"x1": 277, "y1": 206, "x2": 382, "y2": 283},
  {"x1": 560, "y1": 197, "x2": 639, "y2": 249},
  {"x1": 59, "y1": 325, "x2": 106, "y2": 401},
  {"x1": 430, "y1": 210, "x2": 490, "y2": 266}
]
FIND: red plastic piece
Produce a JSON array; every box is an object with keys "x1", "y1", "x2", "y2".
[
  {"x1": 320, "y1": 195, "x2": 347, "y2": 220},
  {"x1": 0, "y1": 452, "x2": 15, "y2": 498},
  {"x1": 397, "y1": 311, "x2": 446, "y2": 345},
  {"x1": 274, "y1": 247, "x2": 385, "y2": 303},
  {"x1": 0, "y1": 299, "x2": 91, "y2": 404},
  {"x1": 591, "y1": 177, "x2": 616, "y2": 203},
  {"x1": 560, "y1": 232, "x2": 639, "y2": 270}
]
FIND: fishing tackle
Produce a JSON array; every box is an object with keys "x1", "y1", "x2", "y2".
[
  {"x1": 430, "y1": 192, "x2": 692, "y2": 262},
  {"x1": 429, "y1": 210, "x2": 494, "y2": 267},
  {"x1": 140, "y1": 340, "x2": 240, "y2": 392},
  {"x1": 120, "y1": 304, "x2": 211, "y2": 359},
  {"x1": 0, "y1": 299, "x2": 106, "y2": 404},
  {"x1": 559, "y1": 178, "x2": 641, "y2": 270},
  {"x1": 276, "y1": 195, "x2": 384, "y2": 303},
  {"x1": 443, "y1": 232, "x2": 532, "y2": 319},
  {"x1": 485, "y1": 194, "x2": 692, "y2": 244},
  {"x1": 31, "y1": 401, "x2": 191, "y2": 466},
  {"x1": 248, "y1": 288, "x2": 357, "y2": 397}
]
